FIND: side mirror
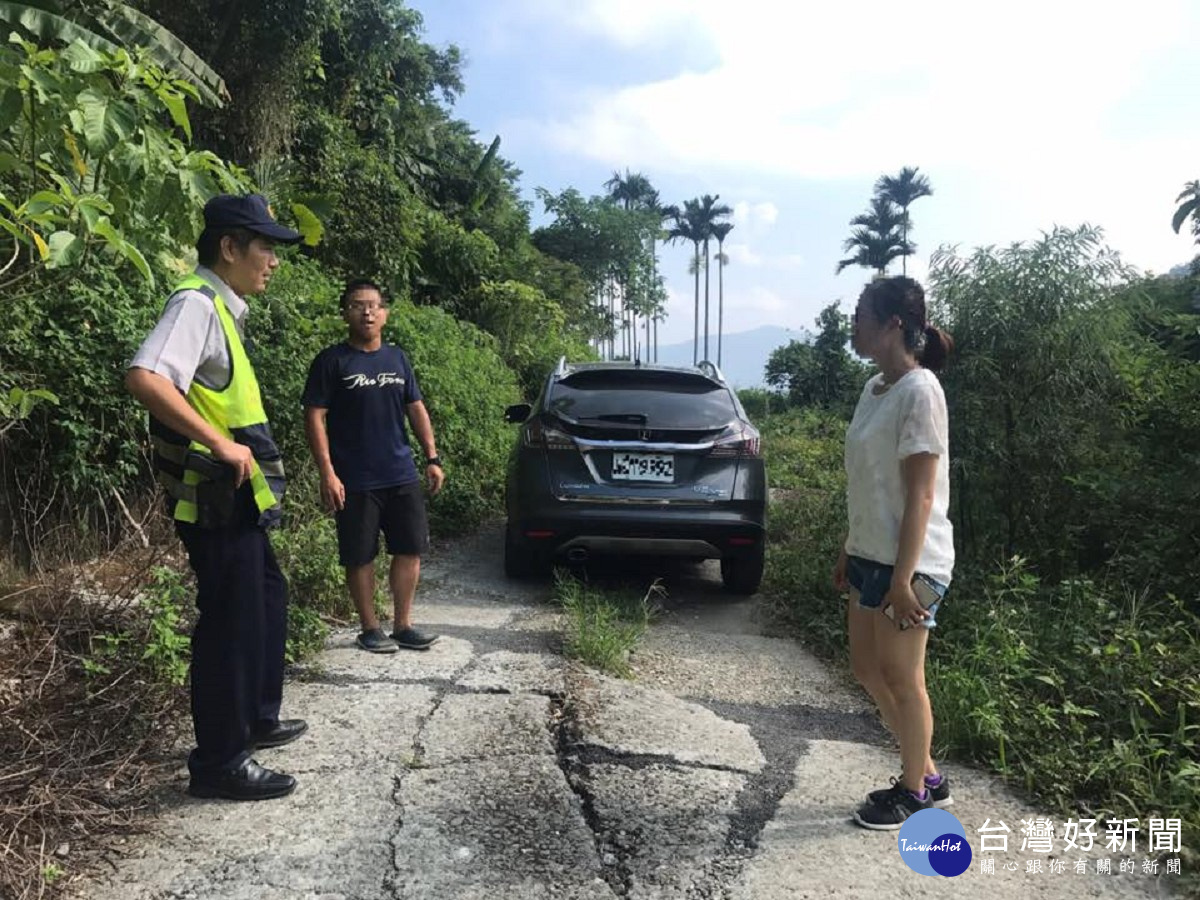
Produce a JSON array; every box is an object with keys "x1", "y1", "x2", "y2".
[{"x1": 503, "y1": 403, "x2": 532, "y2": 424}]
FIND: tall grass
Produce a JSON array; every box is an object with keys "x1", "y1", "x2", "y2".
[
  {"x1": 553, "y1": 570, "x2": 660, "y2": 678},
  {"x1": 929, "y1": 561, "x2": 1200, "y2": 821}
]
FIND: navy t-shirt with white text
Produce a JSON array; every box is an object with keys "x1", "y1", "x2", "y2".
[{"x1": 301, "y1": 343, "x2": 423, "y2": 491}]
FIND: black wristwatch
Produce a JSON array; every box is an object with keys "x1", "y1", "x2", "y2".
[{"x1": 426, "y1": 456, "x2": 442, "y2": 468}]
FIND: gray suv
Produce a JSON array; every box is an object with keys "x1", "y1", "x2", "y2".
[{"x1": 503, "y1": 359, "x2": 767, "y2": 593}]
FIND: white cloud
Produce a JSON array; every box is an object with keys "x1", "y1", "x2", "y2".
[
  {"x1": 724, "y1": 242, "x2": 763, "y2": 266},
  {"x1": 717, "y1": 240, "x2": 805, "y2": 271},
  {"x1": 732, "y1": 201, "x2": 778, "y2": 235},
  {"x1": 534, "y1": 1, "x2": 1195, "y2": 183},
  {"x1": 753, "y1": 202, "x2": 778, "y2": 228}
]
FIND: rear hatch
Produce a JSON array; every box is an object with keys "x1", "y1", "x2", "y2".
[{"x1": 525, "y1": 368, "x2": 759, "y2": 503}]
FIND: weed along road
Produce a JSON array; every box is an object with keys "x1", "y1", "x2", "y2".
[{"x1": 78, "y1": 526, "x2": 1173, "y2": 900}]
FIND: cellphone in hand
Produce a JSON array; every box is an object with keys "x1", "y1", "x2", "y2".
[{"x1": 883, "y1": 577, "x2": 941, "y2": 629}]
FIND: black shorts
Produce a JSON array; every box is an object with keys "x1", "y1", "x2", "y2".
[{"x1": 335, "y1": 482, "x2": 429, "y2": 567}]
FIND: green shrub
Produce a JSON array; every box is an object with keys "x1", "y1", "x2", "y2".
[
  {"x1": 81, "y1": 565, "x2": 194, "y2": 695},
  {"x1": 275, "y1": 524, "x2": 336, "y2": 662},
  {"x1": 929, "y1": 560, "x2": 1200, "y2": 859},
  {"x1": 465, "y1": 279, "x2": 594, "y2": 397},
  {"x1": 285, "y1": 602, "x2": 331, "y2": 664},
  {"x1": 762, "y1": 497, "x2": 846, "y2": 647},
  {"x1": 0, "y1": 264, "x2": 162, "y2": 551},
  {"x1": 249, "y1": 254, "x2": 347, "y2": 465},
  {"x1": 759, "y1": 406, "x2": 846, "y2": 492},
  {"x1": 758, "y1": 406, "x2": 848, "y2": 639},
  {"x1": 735, "y1": 387, "x2": 786, "y2": 422},
  {"x1": 267, "y1": 469, "x2": 342, "y2": 659},
  {"x1": 926, "y1": 226, "x2": 1200, "y2": 591},
  {"x1": 139, "y1": 567, "x2": 193, "y2": 686},
  {"x1": 386, "y1": 299, "x2": 522, "y2": 534}
]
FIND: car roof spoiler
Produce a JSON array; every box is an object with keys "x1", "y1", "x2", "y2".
[{"x1": 551, "y1": 356, "x2": 726, "y2": 384}]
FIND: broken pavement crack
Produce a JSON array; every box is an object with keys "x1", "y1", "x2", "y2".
[
  {"x1": 568, "y1": 742, "x2": 761, "y2": 777},
  {"x1": 385, "y1": 669, "x2": 457, "y2": 899},
  {"x1": 548, "y1": 687, "x2": 817, "y2": 900},
  {"x1": 550, "y1": 695, "x2": 632, "y2": 898}
]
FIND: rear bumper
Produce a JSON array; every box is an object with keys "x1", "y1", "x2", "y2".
[{"x1": 507, "y1": 501, "x2": 767, "y2": 560}]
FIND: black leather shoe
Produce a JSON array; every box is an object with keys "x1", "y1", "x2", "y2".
[
  {"x1": 251, "y1": 718, "x2": 308, "y2": 750},
  {"x1": 188, "y1": 758, "x2": 296, "y2": 801}
]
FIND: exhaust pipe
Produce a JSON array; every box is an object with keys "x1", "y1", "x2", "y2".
[{"x1": 566, "y1": 547, "x2": 589, "y2": 564}]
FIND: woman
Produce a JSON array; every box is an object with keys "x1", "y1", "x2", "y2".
[{"x1": 833, "y1": 276, "x2": 955, "y2": 830}]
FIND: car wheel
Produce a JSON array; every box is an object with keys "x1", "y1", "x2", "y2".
[
  {"x1": 721, "y1": 543, "x2": 765, "y2": 595},
  {"x1": 504, "y1": 525, "x2": 543, "y2": 579}
]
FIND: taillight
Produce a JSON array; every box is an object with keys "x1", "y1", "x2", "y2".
[
  {"x1": 711, "y1": 423, "x2": 761, "y2": 458},
  {"x1": 523, "y1": 418, "x2": 574, "y2": 450}
]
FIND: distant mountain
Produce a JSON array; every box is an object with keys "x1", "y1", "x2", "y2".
[{"x1": 653, "y1": 325, "x2": 808, "y2": 388}]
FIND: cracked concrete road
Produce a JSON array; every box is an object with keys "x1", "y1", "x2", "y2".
[{"x1": 76, "y1": 526, "x2": 1177, "y2": 900}]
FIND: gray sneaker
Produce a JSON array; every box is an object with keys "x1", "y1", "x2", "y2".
[
  {"x1": 356, "y1": 628, "x2": 398, "y2": 654},
  {"x1": 391, "y1": 627, "x2": 438, "y2": 651}
]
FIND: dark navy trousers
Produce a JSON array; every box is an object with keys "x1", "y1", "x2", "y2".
[{"x1": 176, "y1": 494, "x2": 287, "y2": 777}]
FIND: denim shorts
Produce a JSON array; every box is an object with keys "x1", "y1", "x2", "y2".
[{"x1": 847, "y1": 555, "x2": 948, "y2": 629}]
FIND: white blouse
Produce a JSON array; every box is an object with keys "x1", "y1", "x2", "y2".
[{"x1": 844, "y1": 367, "x2": 955, "y2": 584}]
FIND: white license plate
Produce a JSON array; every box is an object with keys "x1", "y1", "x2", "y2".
[{"x1": 612, "y1": 452, "x2": 674, "y2": 482}]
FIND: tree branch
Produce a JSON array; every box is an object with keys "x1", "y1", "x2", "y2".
[
  {"x1": 0, "y1": 236, "x2": 20, "y2": 278},
  {"x1": 110, "y1": 487, "x2": 149, "y2": 549}
]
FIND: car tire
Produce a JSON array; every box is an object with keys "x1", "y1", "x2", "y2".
[
  {"x1": 720, "y1": 543, "x2": 765, "y2": 595},
  {"x1": 504, "y1": 525, "x2": 543, "y2": 579}
]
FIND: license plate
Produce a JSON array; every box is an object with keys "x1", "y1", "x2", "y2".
[{"x1": 612, "y1": 452, "x2": 674, "y2": 482}]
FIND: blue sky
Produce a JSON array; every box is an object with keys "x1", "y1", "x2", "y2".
[{"x1": 411, "y1": 0, "x2": 1200, "y2": 346}]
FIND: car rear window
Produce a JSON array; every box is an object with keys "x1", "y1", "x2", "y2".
[{"x1": 547, "y1": 370, "x2": 737, "y2": 428}]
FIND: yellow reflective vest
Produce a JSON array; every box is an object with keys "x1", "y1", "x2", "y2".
[{"x1": 150, "y1": 273, "x2": 285, "y2": 527}]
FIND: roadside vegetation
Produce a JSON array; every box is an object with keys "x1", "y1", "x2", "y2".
[
  {"x1": 553, "y1": 569, "x2": 662, "y2": 679},
  {"x1": 756, "y1": 225, "x2": 1200, "y2": 883}
]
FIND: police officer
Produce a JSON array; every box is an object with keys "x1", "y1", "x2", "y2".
[{"x1": 126, "y1": 194, "x2": 306, "y2": 801}]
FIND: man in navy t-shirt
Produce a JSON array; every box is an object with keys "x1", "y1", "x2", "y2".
[{"x1": 302, "y1": 279, "x2": 445, "y2": 652}]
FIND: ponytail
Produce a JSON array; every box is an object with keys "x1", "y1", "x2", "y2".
[{"x1": 921, "y1": 325, "x2": 953, "y2": 372}]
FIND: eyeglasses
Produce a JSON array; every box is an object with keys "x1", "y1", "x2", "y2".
[{"x1": 346, "y1": 303, "x2": 387, "y2": 314}]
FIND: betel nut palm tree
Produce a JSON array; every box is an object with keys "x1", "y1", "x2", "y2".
[
  {"x1": 711, "y1": 220, "x2": 734, "y2": 367},
  {"x1": 874, "y1": 166, "x2": 932, "y2": 276},
  {"x1": 693, "y1": 194, "x2": 732, "y2": 363}
]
